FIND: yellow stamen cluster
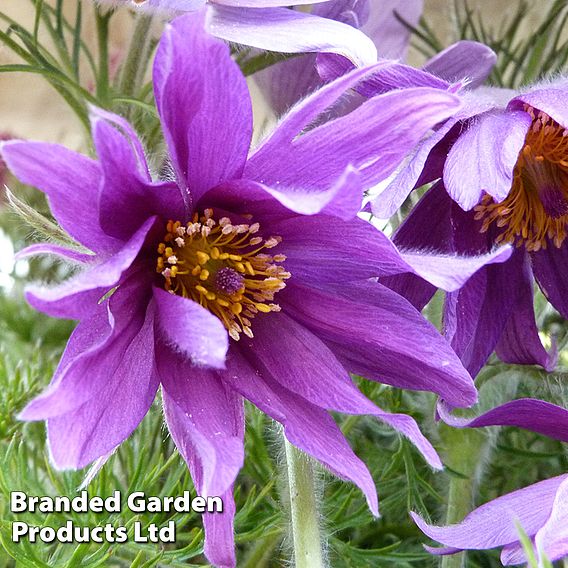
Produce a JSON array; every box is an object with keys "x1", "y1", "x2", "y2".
[
  {"x1": 474, "y1": 105, "x2": 568, "y2": 251},
  {"x1": 156, "y1": 209, "x2": 290, "y2": 341}
]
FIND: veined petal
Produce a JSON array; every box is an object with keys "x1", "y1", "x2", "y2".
[
  {"x1": 20, "y1": 277, "x2": 152, "y2": 420},
  {"x1": 444, "y1": 109, "x2": 532, "y2": 210},
  {"x1": 91, "y1": 110, "x2": 185, "y2": 240},
  {"x1": 282, "y1": 281, "x2": 477, "y2": 408},
  {"x1": 214, "y1": 0, "x2": 329, "y2": 5},
  {"x1": 509, "y1": 88, "x2": 568, "y2": 130},
  {"x1": 153, "y1": 12, "x2": 252, "y2": 206},
  {"x1": 16, "y1": 243, "x2": 95, "y2": 264},
  {"x1": 531, "y1": 242, "x2": 568, "y2": 319},
  {"x1": 360, "y1": 0, "x2": 422, "y2": 59},
  {"x1": 371, "y1": 119, "x2": 458, "y2": 219},
  {"x1": 400, "y1": 246, "x2": 512, "y2": 292},
  {"x1": 317, "y1": 55, "x2": 450, "y2": 97},
  {"x1": 206, "y1": 5, "x2": 377, "y2": 66},
  {"x1": 160, "y1": 350, "x2": 244, "y2": 498},
  {"x1": 437, "y1": 399, "x2": 568, "y2": 444},
  {"x1": 253, "y1": 0, "x2": 379, "y2": 116},
  {"x1": 47, "y1": 301, "x2": 159, "y2": 469},
  {"x1": 153, "y1": 287, "x2": 229, "y2": 369},
  {"x1": 0, "y1": 140, "x2": 118, "y2": 254},
  {"x1": 423, "y1": 41, "x2": 496, "y2": 88},
  {"x1": 202, "y1": 487, "x2": 237, "y2": 568},
  {"x1": 248, "y1": 85, "x2": 461, "y2": 194},
  {"x1": 495, "y1": 256, "x2": 557, "y2": 370},
  {"x1": 444, "y1": 248, "x2": 530, "y2": 377},
  {"x1": 25, "y1": 216, "x2": 157, "y2": 320},
  {"x1": 534, "y1": 477, "x2": 568, "y2": 565},
  {"x1": 221, "y1": 167, "x2": 363, "y2": 221},
  {"x1": 273, "y1": 214, "x2": 511, "y2": 293},
  {"x1": 411, "y1": 475, "x2": 568, "y2": 551},
  {"x1": 249, "y1": 313, "x2": 442, "y2": 468},
  {"x1": 220, "y1": 349, "x2": 379, "y2": 515}
]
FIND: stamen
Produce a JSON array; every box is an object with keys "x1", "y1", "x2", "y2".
[
  {"x1": 156, "y1": 210, "x2": 289, "y2": 341},
  {"x1": 475, "y1": 105, "x2": 568, "y2": 250}
]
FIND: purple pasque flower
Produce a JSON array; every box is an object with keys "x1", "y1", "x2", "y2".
[
  {"x1": 0, "y1": 12, "x2": 510, "y2": 568},
  {"x1": 255, "y1": 0, "x2": 497, "y2": 115},
  {"x1": 97, "y1": 0, "x2": 378, "y2": 68},
  {"x1": 374, "y1": 85, "x2": 567, "y2": 382},
  {"x1": 412, "y1": 473, "x2": 568, "y2": 566},
  {"x1": 254, "y1": 0, "x2": 422, "y2": 115}
]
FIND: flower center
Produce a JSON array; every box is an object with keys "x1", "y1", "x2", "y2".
[
  {"x1": 156, "y1": 209, "x2": 290, "y2": 341},
  {"x1": 474, "y1": 106, "x2": 568, "y2": 252}
]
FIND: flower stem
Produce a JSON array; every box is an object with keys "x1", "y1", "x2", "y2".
[
  {"x1": 117, "y1": 13, "x2": 154, "y2": 108},
  {"x1": 440, "y1": 426, "x2": 486, "y2": 568},
  {"x1": 95, "y1": 9, "x2": 111, "y2": 104},
  {"x1": 284, "y1": 437, "x2": 324, "y2": 568}
]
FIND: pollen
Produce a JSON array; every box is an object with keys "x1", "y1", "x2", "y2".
[
  {"x1": 474, "y1": 105, "x2": 568, "y2": 251},
  {"x1": 156, "y1": 211, "x2": 289, "y2": 341}
]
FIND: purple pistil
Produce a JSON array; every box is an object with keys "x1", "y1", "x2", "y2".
[{"x1": 215, "y1": 267, "x2": 244, "y2": 294}]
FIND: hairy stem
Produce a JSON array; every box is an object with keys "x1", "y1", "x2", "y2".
[
  {"x1": 95, "y1": 9, "x2": 111, "y2": 103},
  {"x1": 440, "y1": 426, "x2": 486, "y2": 568},
  {"x1": 117, "y1": 13, "x2": 154, "y2": 106},
  {"x1": 284, "y1": 437, "x2": 324, "y2": 568}
]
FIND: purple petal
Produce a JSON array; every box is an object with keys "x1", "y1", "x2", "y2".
[
  {"x1": 253, "y1": 0, "x2": 374, "y2": 115},
  {"x1": 444, "y1": 109, "x2": 532, "y2": 210},
  {"x1": 509, "y1": 88, "x2": 568, "y2": 129},
  {"x1": 202, "y1": 487, "x2": 236, "y2": 568},
  {"x1": 206, "y1": 5, "x2": 377, "y2": 66},
  {"x1": 534, "y1": 477, "x2": 568, "y2": 564},
  {"x1": 225, "y1": 166, "x2": 363, "y2": 221},
  {"x1": 153, "y1": 287, "x2": 229, "y2": 369},
  {"x1": 153, "y1": 12, "x2": 252, "y2": 205},
  {"x1": 531, "y1": 242, "x2": 568, "y2": 319},
  {"x1": 47, "y1": 301, "x2": 159, "y2": 469},
  {"x1": 423, "y1": 41, "x2": 496, "y2": 88},
  {"x1": 16, "y1": 243, "x2": 95, "y2": 264},
  {"x1": 0, "y1": 140, "x2": 118, "y2": 254},
  {"x1": 317, "y1": 55, "x2": 451, "y2": 97},
  {"x1": 371, "y1": 119, "x2": 458, "y2": 218},
  {"x1": 444, "y1": 248, "x2": 533, "y2": 377},
  {"x1": 104, "y1": 0, "x2": 205, "y2": 12},
  {"x1": 282, "y1": 280, "x2": 477, "y2": 409},
  {"x1": 380, "y1": 181, "x2": 460, "y2": 309},
  {"x1": 500, "y1": 543, "x2": 528, "y2": 565},
  {"x1": 255, "y1": 53, "x2": 322, "y2": 116},
  {"x1": 91, "y1": 110, "x2": 185, "y2": 240},
  {"x1": 360, "y1": 0, "x2": 422, "y2": 59},
  {"x1": 438, "y1": 399, "x2": 568, "y2": 444},
  {"x1": 20, "y1": 277, "x2": 152, "y2": 420},
  {"x1": 249, "y1": 312, "x2": 442, "y2": 468},
  {"x1": 400, "y1": 245, "x2": 512, "y2": 292},
  {"x1": 411, "y1": 474, "x2": 568, "y2": 551},
  {"x1": 90, "y1": 106, "x2": 150, "y2": 178},
  {"x1": 25, "y1": 216, "x2": 157, "y2": 320},
  {"x1": 160, "y1": 350, "x2": 244, "y2": 498},
  {"x1": 273, "y1": 214, "x2": 510, "y2": 293},
  {"x1": 215, "y1": 0, "x2": 331, "y2": 5},
  {"x1": 220, "y1": 348, "x2": 379, "y2": 515},
  {"x1": 495, "y1": 257, "x2": 557, "y2": 371},
  {"x1": 248, "y1": 85, "x2": 461, "y2": 194}
]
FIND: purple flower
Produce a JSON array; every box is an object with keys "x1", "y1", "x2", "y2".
[
  {"x1": 255, "y1": 0, "x2": 497, "y2": 115},
  {"x1": 412, "y1": 473, "x2": 568, "y2": 566},
  {"x1": 0, "y1": 13, "x2": 503, "y2": 568},
  {"x1": 374, "y1": 85, "x2": 567, "y2": 382},
  {"x1": 255, "y1": 0, "x2": 422, "y2": 114},
  {"x1": 97, "y1": 0, "x2": 378, "y2": 67}
]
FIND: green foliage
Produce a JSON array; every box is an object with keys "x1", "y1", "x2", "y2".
[{"x1": 407, "y1": 0, "x2": 568, "y2": 88}]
